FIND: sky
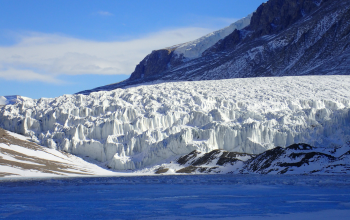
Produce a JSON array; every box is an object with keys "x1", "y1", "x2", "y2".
[{"x1": 0, "y1": 0, "x2": 266, "y2": 99}]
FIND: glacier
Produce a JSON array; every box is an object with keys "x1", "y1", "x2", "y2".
[{"x1": 1, "y1": 75, "x2": 350, "y2": 170}]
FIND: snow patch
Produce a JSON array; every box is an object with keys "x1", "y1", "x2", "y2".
[{"x1": 172, "y1": 14, "x2": 253, "y2": 59}]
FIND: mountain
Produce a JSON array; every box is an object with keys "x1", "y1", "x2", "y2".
[
  {"x1": 1, "y1": 75, "x2": 350, "y2": 170},
  {"x1": 148, "y1": 143, "x2": 350, "y2": 175},
  {"x1": 78, "y1": 0, "x2": 350, "y2": 95}
]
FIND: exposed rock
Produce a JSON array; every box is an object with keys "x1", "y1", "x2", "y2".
[
  {"x1": 202, "y1": 29, "x2": 242, "y2": 55},
  {"x1": 177, "y1": 149, "x2": 251, "y2": 167},
  {"x1": 129, "y1": 48, "x2": 184, "y2": 81},
  {"x1": 176, "y1": 166, "x2": 198, "y2": 174},
  {"x1": 158, "y1": 142, "x2": 350, "y2": 175},
  {"x1": 217, "y1": 152, "x2": 251, "y2": 166},
  {"x1": 155, "y1": 167, "x2": 169, "y2": 174},
  {"x1": 249, "y1": 0, "x2": 327, "y2": 38},
  {"x1": 177, "y1": 150, "x2": 201, "y2": 165},
  {"x1": 242, "y1": 143, "x2": 350, "y2": 174}
]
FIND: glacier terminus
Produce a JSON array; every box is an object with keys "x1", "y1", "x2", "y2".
[{"x1": 1, "y1": 76, "x2": 350, "y2": 171}]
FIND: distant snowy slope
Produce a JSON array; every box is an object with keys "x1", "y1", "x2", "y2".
[
  {"x1": 1, "y1": 76, "x2": 350, "y2": 171},
  {"x1": 172, "y1": 14, "x2": 252, "y2": 59}
]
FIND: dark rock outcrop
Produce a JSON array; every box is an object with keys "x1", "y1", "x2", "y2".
[
  {"x1": 176, "y1": 149, "x2": 251, "y2": 167},
  {"x1": 249, "y1": 0, "x2": 326, "y2": 37},
  {"x1": 242, "y1": 143, "x2": 350, "y2": 174},
  {"x1": 203, "y1": 0, "x2": 327, "y2": 55},
  {"x1": 129, "y1": 48, "x2": 184, "y2": 81}
]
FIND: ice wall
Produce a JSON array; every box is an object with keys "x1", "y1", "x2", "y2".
[{"x1": 1, "y1": 75, "x2": 350, "y2": 170}]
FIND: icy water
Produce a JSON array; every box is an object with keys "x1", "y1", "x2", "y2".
[{"x1": 1, "y1": 175, "x2": 350, "y2": 219}]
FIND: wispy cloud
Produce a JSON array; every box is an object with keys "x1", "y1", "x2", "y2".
[
  {"x1": 0, "y1": 68, "x2": 63, "y2": 84},
  {"x1": 96, "y1": 11, "x2": 114, "y2": 16},
  {"x1": 0, "y1": 27, "x2": 212, "y2": 83}
]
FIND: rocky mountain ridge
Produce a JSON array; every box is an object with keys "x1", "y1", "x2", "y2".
[
  {"x1": 152, "y1": 143, "x2": 350, "y2": 175},
  {"x1": 77, "y1": 0, "x2": 350, "y2": 95}
]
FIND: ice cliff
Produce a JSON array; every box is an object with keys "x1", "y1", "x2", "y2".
[{"x1": 1, "y1": 76, "x2": 350, "y2": 170}]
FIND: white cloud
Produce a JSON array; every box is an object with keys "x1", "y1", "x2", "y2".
[
  {"x1": 96, "y1": 11, "x2": 114, "y2": 16},
  {"x1": 0, "y1": 69, "x2": 63, "y2": 84},
  {"x1": 0, "y1": 27, "x2": 212, "y2": 83}
]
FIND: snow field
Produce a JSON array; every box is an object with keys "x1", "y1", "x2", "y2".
[{"x1": 1, "y1": 75, "x2": 350, "y2": 170}]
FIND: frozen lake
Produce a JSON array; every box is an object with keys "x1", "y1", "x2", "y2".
[{"x1": 1, "y1": 175, "x2": 350, "y2": 219}]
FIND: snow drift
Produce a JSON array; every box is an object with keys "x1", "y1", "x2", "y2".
[{"x1": 1, "y1": 76, "x2": 350, "y2": 170}]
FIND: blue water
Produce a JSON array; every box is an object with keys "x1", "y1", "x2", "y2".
[{"x1": 1, "y1": 175, "x2": 350, "y2": 219}]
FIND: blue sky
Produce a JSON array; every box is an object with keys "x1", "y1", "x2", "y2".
[{"x1": 0, "y1": 0, "x2": 266, "y2": 99}]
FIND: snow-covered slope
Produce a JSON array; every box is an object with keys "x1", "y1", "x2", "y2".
[
  {"x1": 0, "y1": 128, "x2": 117, "y2": 178},
  {"x1": 1, "y1": 76, "x2": 350, "y2": 171},
  {"x1": 171, "y1": 14, "x2": 252, "y2": 59}
]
